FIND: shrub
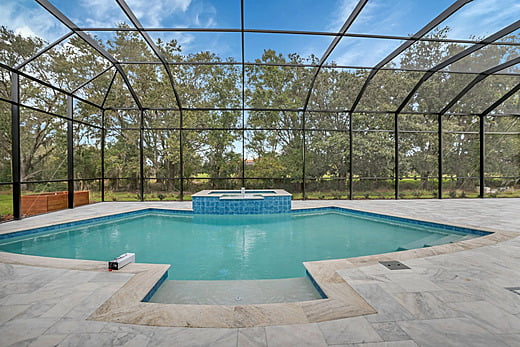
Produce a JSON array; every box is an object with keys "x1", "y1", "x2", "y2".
[{"x1": 332, "y1": 191, "x2": 343, "y2": 199}]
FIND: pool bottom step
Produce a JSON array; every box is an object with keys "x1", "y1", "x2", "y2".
[
  {"x1": 397, "y1": 234, "x2": 475, "y2": 251},
  {"x1": 148, "y1": 277, "x2": 323, "y2": 305}
]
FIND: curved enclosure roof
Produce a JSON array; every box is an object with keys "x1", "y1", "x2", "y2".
[
  {"x1": 1, "y1": 0, "x2": 519, "y2": 116},
  {"x1": 1, "y1": 0, "x2": 520, "y2": 221}
]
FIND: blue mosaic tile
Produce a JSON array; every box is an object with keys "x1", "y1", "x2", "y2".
[
  {"x1": 292, "y1": 206, "x2": 490, "y2": 236},
  {"x1": 193, "y1": 195, "x2": 291, "y2": 214},
  {"x1": 141, "y1": 269, "x2": 169, "y2": 302},
  {"x1": 306, "y1": 270, "x2": 328, "y2": 299},
  {"x1": 0, "y1": 208, "x2": 193, "y2": 241}
]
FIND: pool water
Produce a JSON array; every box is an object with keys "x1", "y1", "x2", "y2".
[{"x1": 0, "y1": 209, "x2": 479, "y2": 280}]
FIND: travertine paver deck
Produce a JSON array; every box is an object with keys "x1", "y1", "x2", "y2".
[{"x1": 0, "y1": 199, "x2": 519, "y2": 346}]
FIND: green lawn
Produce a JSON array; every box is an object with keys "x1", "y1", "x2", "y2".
[{"x1": 0, "y1": 192, "x2": 13, "y2": 218}]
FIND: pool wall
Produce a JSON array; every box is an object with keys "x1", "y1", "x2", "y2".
[
  {"x1": 192, "y1": 189, "x2": 292, "y2": 214},
  {"x1": 142, "y1": 270, "x2": 169, "y2": 302}
]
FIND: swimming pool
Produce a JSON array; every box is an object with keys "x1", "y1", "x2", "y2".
[{"x1": 0, "y1": 207, "x2": 486, "y2": 280}]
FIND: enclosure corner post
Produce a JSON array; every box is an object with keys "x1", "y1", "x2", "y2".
[
  {"x1": 139, "y1": 109, "x2": 145, "y2": 202},
  {"x1": 349, "y1": 111, "x2": 353, "y2": 200},
  {"x1": 101, "y1": 109, "x2": 105, "y2": 202},
  {"x1": 11, "y1": 72, "x2": 21, "y2": 219},
  {"x1": 479, "y1": 113, "x2": 485, "y2": 198},
  {"x1": 394, "y1": 112, "x2": 399, "y2": 200},
  {"x1": 438, "y1": 113, "x2": 443, "y2": 199},
  {"x1": 67, "y1": 96, "x2": 74, "y2": 209}
]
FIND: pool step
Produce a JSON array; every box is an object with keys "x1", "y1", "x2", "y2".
[
  {"x1": 147, "y1": 277, "x2": 323, "y2": 305},
  {"x1": 424, "y1": 234, "x2": 463, "y2": 247},
  {"x1": 455, "y1": 234, "x2": 475, "y2": 242},
  {"x1": 397, "y1": 234, "x2": 475, "y2": 251},
  {"x1": 396, "y1": 235, "x2": 439, "y2": 251}
]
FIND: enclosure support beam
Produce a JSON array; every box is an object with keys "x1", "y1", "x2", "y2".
[
  {"x1": 302, "y1": 114, "x2": 306, "y2": 200},
  {"x1": 479, "y1": 114, "x2": 485, "y2": 198},
  {"x1": 349, "y1": 112, "x2": 354, "y2": 200},
  {"x1": 15, "y1": 32, "x2": 74, "y2": 70},
  {"x1": 115, "y1": 0, "x2": 181, "y2": 112},
  {"x1": 35, "y1": 0, "x2": 143, "y2": 110},
  {"x1": 302, "y1": 0, "x2": 368, "y2": 200},
  {"x1": 395, "y1": 19, "x2": 520, "y2": 115},
  {"x1": 241, "y1": 0, "x2": 246, "y2": 189},
  {"x1": 349, "y1": 0, "x2": 472, "y2": 114},
  {"x1": 480, "y1": 83, "x2": 520, "y2": 118},
  {"x1": 115, "y1": 0, "x2": 186, "y2": 200},
  {"x1": 11, "y1": 73, "x2": 21, "y2": 220},
  {"x1": 438, "y1": 113, "x2": 443, "y2": 199},
  {"x1": 101, "y1": 110, "x2": 105, "y2": 202},
  {"x1": 71, "y1": 65, "x2": 113, "y2": 94},
  {"x1": 300, "y1": 0, "x2": 368, "y2": 199},
  {"x1": 179, "y1": 120, "x2": 184, "y2": 201},
  {"x1": 72, "y1": 26, "x2": 520, "y2": 47},
  {"x1": 67, "y1": 96, "x2": 74, "y2": 208},
  {"x1": 0, "y1": 62, "x2": 102, "y2": 110},
  {"x1": 439, "y1": 56, "x2": 520, "y2": 116},
  {"x1": 139, "y1": 109, "x2": 145, "y2": 202},
  {"x1": 476, "y1": 82, "x2": 520, "y2": 197},
  {"x1": 394, "y1": 112, "x2": 400, "y2": 200}
]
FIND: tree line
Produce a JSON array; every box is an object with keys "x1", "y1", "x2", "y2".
[{"x1": 0, "y1": 26, "x2": 518, "y2": 198}]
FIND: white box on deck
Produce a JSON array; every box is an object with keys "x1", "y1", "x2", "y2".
[{"x1": 108, "y1": 252, "x2": 135, "y2": 270}]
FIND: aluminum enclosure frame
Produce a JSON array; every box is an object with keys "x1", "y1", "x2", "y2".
[{"x1": 2, "y1": 0, "x2": 519, "y2": 219}]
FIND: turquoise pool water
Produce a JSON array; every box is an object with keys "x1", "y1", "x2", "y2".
[{"x1": 0, "y1": 208, "x2": 481, "y2": 280}]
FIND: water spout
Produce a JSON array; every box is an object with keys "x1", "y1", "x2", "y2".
[{"x1": 241, "y1": 187, "x2": 245, "y2": 198}]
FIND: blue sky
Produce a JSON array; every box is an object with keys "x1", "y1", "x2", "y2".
[{"x1": 1, "y1": 0, "x2": 520, "y2": 66}]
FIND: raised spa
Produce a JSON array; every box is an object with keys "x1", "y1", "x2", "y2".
[{"x1": 191, "y1": 189, "x2": 292, "y2": 214}]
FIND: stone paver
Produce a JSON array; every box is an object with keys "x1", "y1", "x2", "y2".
[{"x1": 0, "y1": 199, "x2": 519, "y2": 346}]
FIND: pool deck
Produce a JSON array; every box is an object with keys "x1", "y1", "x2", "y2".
[{"x1": 1, "y1": 199, "x2": 520, "y2": 346}]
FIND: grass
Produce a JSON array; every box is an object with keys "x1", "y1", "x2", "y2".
[{"x1": 0, "y1": 192, "x2": 12, "y2": 218}]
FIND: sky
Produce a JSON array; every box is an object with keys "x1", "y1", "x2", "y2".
[{"x1": 1, "y1": 0, "x2": 520, "y2": 67}]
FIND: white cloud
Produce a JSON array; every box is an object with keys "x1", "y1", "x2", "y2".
[
  {"x1": 321, "y1": 0, "x2": 520, "y2": 67},
  {"x1": 127, "y1": 0, "x2": 192, "y2": 27},
  {"x1": 327, "y1": 0, "x2": 412, "y2": 34},
  {"x1": 440, "y1": 0, "x2": 520, "y2": 39},
  {"x1": 73, "y1": 0, "x2": 220, "y2": 56},
  {"x1": 326, "y1": 0, "x2": 360, "y2": 32},
  {"x1": 328, "y1": 38, "x2": 404, "y2": 66},
  {"x1": 0, "y1": 1, "x2": 67, "y2": 41},
  {"x1": 318, "y1": 0, "x2": 418, "y2": 66},
  {"x1": 70, "y1": 0, "x2": 195, "y2": 28},
  {"x1": 14, "y1": 26, "x2": 38, "y2": 38}
]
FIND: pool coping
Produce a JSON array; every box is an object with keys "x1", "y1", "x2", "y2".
[
  {"x1": 192, "y1": 189, "x2": 292, "y2": 198},
  {"x1": 0, "y1": 204, "x2": 517, "y2": 328}
]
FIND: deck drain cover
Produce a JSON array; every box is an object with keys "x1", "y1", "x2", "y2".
[
  {"x1": 379, "y1": 261, "x2": 410, "y2": 270},
  {"x1": 506, "y1": 287, "x2": 520, "y2": 296}
]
